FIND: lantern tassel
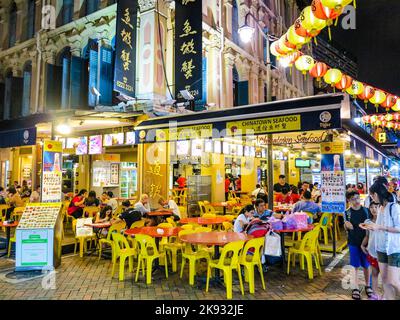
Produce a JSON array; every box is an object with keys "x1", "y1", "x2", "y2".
[
  {"x1": 376, "y1": 106, "x2": 379, "y2": 113},
  {"x1": 334, "y1": 18, "x2": 339, "y2": 27},
  {"x1": 365, "y1": 101, "x2": 368, "y2": 109},
  {"x1": 314, "y1": 37, "x2": 318, "y2": 46},
  {"x1": 328, "y1": 27, "x2": 332, "y2": 41},
  {"x1": 290, "y1": 66, "x2": 292, "y2": 76}
]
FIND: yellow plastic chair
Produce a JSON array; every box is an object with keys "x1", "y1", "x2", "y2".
[
  {"x1": 8, "y1": 233, "x2": 16, "y2": 257},
  {"x1": 113, "y1": 205, "x2": 124, "y2": 219},
  {"x1": 202, "y1": 213, "x2": 216, "y2": 219},
  {"x1": 164, "y1": 229, "x2": 185, "y2": 272},
  {"x1": 83, "y1": 206, "x2": 100, "y2": 219},
  {"x1": 287, "y1": 225, "x2": 322, "y2": 280},
  {"x1": 11, "y1": 207, "x2": 24, "y2": 221},
  {"x1": 198, "y1": 201, "x2": 206, "y2": 215},
  {"x1": 126, "y1": 219, "x2": 146, "y2": 248},
  {"x1": 223, "y1": 215, "x2": 235, "y2": 222},
  {"x1": 204, "y1": 205, "x2": 217, "y2": 215},
  {"x1": 166, "y1": 217, "x2": 177, "y2": 227},
  {"x1": 180, "y1": 229, "x2": 211, "y2": 285},
  {"x1": 111, "y1": 232, "x2": 137, "y2": 281},
  {"x1": 193, "y1": 226, "x2": 212, "y2": 233},
  {"x1": 221, "y1": 221, "x2": 233, "y2": 231},
  {"x1": 135, "y1": 234, "x2": 168, "y2": 284},
  {"x1": 98, "y1": 221, "x2": 126, "y2": 261},
  {"x1": 206, "y1": 240, "x2": 245, "y2": 299},
  {"x1": 72, "y1": 219, "x2": 95, "y2": 258},
  {"x1": 0, "y1": 205, "x2": 10, "y2": 232},
  {"x1": 239, "y1": 237, "x2": 266, "y2": 294},
  {"x1": 181, "y1": 224, "x2": 193, "y2": 230},
  {"x1": 318, "y1": 213, "x2": 333, "y2": 245}
]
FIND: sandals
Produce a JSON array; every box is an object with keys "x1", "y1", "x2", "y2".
[
  {"x1": 352, "y1": 289, "x2": 361, "y2": 300},
  {"x1": 365, "y1": 286, "x2": 374, "y2": 298}
]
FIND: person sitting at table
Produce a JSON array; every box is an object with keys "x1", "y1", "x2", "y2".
[
  {"x1": 95, "y1": 205, "x2": 113, "y2": 224},
  {"x1": 0, "y1": 187, "x2": 6, "y2": 204},
  {"x1": 29, "y1": 185, "x2": 40, "y2": 203},
  {"x1": 274, "y1": 187, "x2": 293, "y2": 205},
  {"x1": 85, "y1": 191, "x2": 100, "y2": 207},
  {"x1": 299, "y1": 181, "x2": 311, "y2": 196},
  {"x1": 290, "y1": 185, "x2": 301, "y2": 203},
  {"x1": 100, "y1": 192, "x2": 109, "y2": 204},
  {"x1": 292, "y1": 191, "x2": 322, "y2": 217},
  {"x1": 134, "y1": 194, "x2": 151, "y2": 217},
  {"x1": 254, "y1": 199, "x2": 281, "y2": 220},
  {"x1": 67, "y1": 189, "x2": 87, "y2": 219},
  {"x1": 104, "y1": 191, "x2": 118, "y2": 214},
  {"x1": 251, "y1": 184, "x2": 265, "y2": 199},
  {"x1": 6, "y1": 186, "x2": 24, "y2": 220},
  {"x1": 233, "y1": 205, "x2": 255, "y2": 233},
  {"x1": 112, "y1": 200, "x2": 142, "y2": 229},
  {"x1": 235, "y1": 175, "x2": 242, "y2": 192},
  {"x1": 20, "y1": 180, "x2": 31, "y2": 199},
  {"x1": 273, "y1": 175, "x2": 290, "y2": 194},
  {"x1": 158, "y1": 195, "x2": 180, "y2": 221}
]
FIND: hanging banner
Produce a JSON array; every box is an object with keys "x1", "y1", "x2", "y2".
[
  {"x1": 113, "y1": 0, "x2": 138, "y2": 98},
  {"x1": 41, "y1": 140, "x2": 63, "y2": 203},
  {"x1": 321, "y1": 151, "x2": 346, "y2": 213},
  {"x1": 175, "y1": 0, "x2": 203, "y2": 104}
]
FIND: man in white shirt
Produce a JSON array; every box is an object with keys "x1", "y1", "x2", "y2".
[
  {"x1": 251, "y1": 184, "x2": 265, "y2": 198},
  {"x1": 158, "y1": 196, "x2": 181, "y2": 219},
  {"x1": 106, "y1": 191, "x2": 119, "y2": 214},
  {"x1": 134, "y1": 194, "x2": 151, "y2": 217}
]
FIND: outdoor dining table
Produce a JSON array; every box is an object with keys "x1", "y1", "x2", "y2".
[
  {"x1": 179, "y1": 217, "x2": 228, "y2": 226},
  {"x1": 180, "y1": 231, "x2": 253, "y2": 286},
  {"x1": 273, "y1": 225, "x2": 314, "y2": 270},
  {"x1": 209, "y1": 202, "x2": 241, "y2": 215},
  {"x1": 83, "y1": 222, "x2": 112, "y2": 257},
  {"x1": 147, "y1": 210, "x2": 173, "y2": 225},
  {"x1": 0, "y1": 221, "x2": 18, "y2": 258}
]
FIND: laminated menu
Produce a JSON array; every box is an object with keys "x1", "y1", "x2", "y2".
[{"x1": 17, "y1": 203, "x2": 62, "y2": 229}]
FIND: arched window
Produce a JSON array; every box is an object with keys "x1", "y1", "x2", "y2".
[
  {"x1": 232, "y1": 1, "x2": 239, "y2": 45},
  {"x1": 62, "y1": 0, "x2": 74, "y2": 25},
  {"x1": 27, "y1": 0, "x2": 36, "y2": 39},
  {"x1": 58, "y1": 48, "x2": 72, "y2": 109},
  {"x1": 86, "y1": 0, "x2": 100, "y2": 15},
  {"x1": 3, "y1": 71, "x2": 13, "y2": 119},
  {"x1": 9, "y1": 3, "x2": 17, "y2": 48},
  {"x1": 22, "y1": 62, "x2": 32, "y2": 116}
]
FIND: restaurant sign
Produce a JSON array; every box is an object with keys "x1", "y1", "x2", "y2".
[
  {"x1": 113, "y1": 0, "x2": 138, "y2": 98},
  {"x1": 175, "y1": 0, "x2": 203, "y2": 104}
]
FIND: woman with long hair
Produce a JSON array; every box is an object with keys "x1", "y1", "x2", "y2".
[{"x1": 361, "y1": 180, "x2": 400, "y2": 300}]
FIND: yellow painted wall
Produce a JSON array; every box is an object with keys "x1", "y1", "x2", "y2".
[
  {"x1": 211, "y1": 153, "x2": 225, "y2": 203},
  {"x1": 241, "y1": 157, "x2": 258, "y2": 193},
  {"x1": 288, "y1": 156, "x2": 300, "y2": 186}
]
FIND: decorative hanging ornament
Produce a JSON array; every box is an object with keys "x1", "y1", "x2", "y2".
[
  {"x1": 392, "y1": 99, "x2": 400, "y2": 112},
  {"x1": 370, "y1": 115, "x2": 378, "y2": 125},
  {"x1": 287, "y1": 25, "x2": 309, "y2": 49},
  {"x1": 385, "y1": 113, "x2": 394, "y2": 122},
  {"x1": 270, "y1": 41, "x2": 283, "y2": 58},
  {"x1": 300, "y1": 6, "x2": 327, "y2": 37},
  {"x1": 309, "y1": 62, "x2": 329, "y2": 82},
  {"x1": 323, "y1": 68, "x2": 342, "y2": 91},
  {"x1": 321, "y1": 0, "x2": 354, "y2": 12},
  {"x1": 284, "y1": 34, "x2": 297, "y2": 50},
  {"x1": 295, "y1": 55, "x2": 315, "y2": 76},
  {"x1": 381, "y1": 94, "x2": 398, "y2": 111},
  {"x1": 311, "y1": 0, "x2": 344, "y2": 40},
  {"x1": 369, "y1": 90, "x2": 387, "y2": 112},
  {"x1": 387, "y1": 121, "x2": 394, "y2": 130},
  {"x1": 335, "y1": 74, "x2": 353, "y2": 91},
  {"x1": 357, "y1": 85, "x2": 375, "y2": 108},
  {"x1": 278, "y1": 36, "x2": 296, "y2": 54},
  {"x1": 362, "y1": 115, "x2": 371, "y2": 124},
  {"x1": 346, "y1": 80, "x2": 364, "y2": 98},
  {"x1": 394, "y1": 113, "x2": 400, "y2": 121}
]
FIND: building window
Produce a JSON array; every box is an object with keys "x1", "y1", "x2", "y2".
[
  {"x1": 62, "y1": 0, "x2": 74, "y2": 25},
  {"x1": 27, "y1": 0, "x2": 36, "y2": 39},
  {"x1": 86, "y1": 0, "x2": 100, "y2": 15},
  {"x1": 9, "y1": 3, "x2": 17, "y2": 48},
  {"x1": 22, "y1": 62, "x2": 32, "y2": 116},
  {"x1": 233, "y1": 65, "x2": 239, "y2": 106},
  {"x1": 232, "y1": 1, "x2": 239, "y2": 45},
  {"x1": 58, "y1": 48, "x2": 72, "y2": 109}
]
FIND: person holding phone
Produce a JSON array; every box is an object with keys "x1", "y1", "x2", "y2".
[{"x1": 233, "y1": 205, "x2": 254, "y2": 233}]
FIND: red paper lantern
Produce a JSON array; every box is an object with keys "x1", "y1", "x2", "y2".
[
  {"x1": 378, "y1": 115, "x2": 385, "y2": 122},
  {"x1": 311, "y1": 0, "x2": 343, "y2": 23},
  {"x1": 294, "y1": 18, "x2": 310, "y2": 37},
  {"x1": 284, "y1": 35, "x2": 297, "y2": 50},
  {"x1": 358, "y1": 85, "x2": 375, "y2": 107},
  {"x1": 386, "y1": 122, "x2": 394, "y2": 129},
  {"x1": 309, "y1": 62, "x2": 329, "y2": 81},
  {"x1": 335, "y1": 74, "x2": 353, "y2": 91},
  {"x1": 381, "y1": 94, "x2": 398, "y2": 110},
  {"x1": 362, "y1": 115, "x2": 371, "y2": 124},
  {"x1": 381, "y1": 120, "x2": 387, "y2": 128},
  {"x1": 394, "y1": 113, "x2": 400, "y2": 121}
]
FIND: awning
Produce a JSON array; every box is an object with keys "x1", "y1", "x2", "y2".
[{"x1": 135, "y1": 94, "x2": 345, "y2": 143}]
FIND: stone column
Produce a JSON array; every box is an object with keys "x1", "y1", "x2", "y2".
[
  {"x1": 258, "y1": 69, "x2": 266, "y2": 103},
  {"x1": 249, "y1": 62, "x2": 259, "y2": 104},
  {"x1": 136, "y1": 0, "x2": 168, "y2": 104},
  {"x1": 0, "y1": 7, "x2": 8, "y2": 50},
  {"x1": 205, "y1": 33, "x2": 221, "y2": 108},
  {"x1": 28, "y1": 50, "x2": 38, "y2": 115},
  {"x1": 223, "y1": 48, "x2": 235, "y2": 108},
  {"x1": 34, "y1": 0, "x2": 41, "y2": 32},
  {"x1": 15, "y1": 0, "x2": 26, "y2": 44}
]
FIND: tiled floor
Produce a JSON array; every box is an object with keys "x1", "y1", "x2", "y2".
[{"x1": 0, "y1": 248, "x2": 368, "y2": 300}]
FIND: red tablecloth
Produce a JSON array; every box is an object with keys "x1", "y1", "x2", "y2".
[{"x1": 180, "y1": 217, "x2": 228, "y2": 225}]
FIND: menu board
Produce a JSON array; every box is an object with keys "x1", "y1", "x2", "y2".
[
  {"x1": 104, "y1": 133, "x2": 124, "y2": 146},
  {"x1": 110, "y1": 163, "x2": 120, "y2": 185},
  {"x1": 42, "y1": 140, "x2": 63, "y2": 203},
  {"x1": 126, "y1": 132, "x2": 136, "y2": 145},
  {"x1": 191, "y1": 139, "x2": 202, "y2": 157},
  {"x1": 89, "y1": 135, "x2": 103, "y2": 155},
  {"x1": 76, "y1": 136, "x2": 88, "y2": 155},
  {"x1": 321, "y1": 153, "x2": 346, "y2": 213},
  {"x1": 18, "y1": 203, "x2": 61, "y2": 229},
  {"x1": 66, "y1": 138, "x2": 80, "y2": 149},
  {"x1": 177, "y1": 140, "x2": 189, "y2": 155}
]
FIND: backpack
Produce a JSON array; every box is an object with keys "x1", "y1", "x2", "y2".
[
  {"x1": 245, "y1": 218, "x2": 271, "y2": 237},
  {"x1": 344, "y1": 206, "x2": 370, "y2": 223}
]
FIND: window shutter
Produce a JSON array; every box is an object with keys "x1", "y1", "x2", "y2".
[
  {"x1": 61, "y1": 57, "x2": 71, "y2": 109},
  {"x1": 70, "y1": 56, "x2": 88, "y2": 109},
  {"x1": 237, "y1": 81, "x2": 249, "y2": 106},
  {"x1": 11, "y1": 77, "x2": 23, "y2": 118},
  {"x1": 22, "y1": 69, "x2": 32, "y2": 116},
  {"x1": 46, "y1": 63, "x2": 62, "y2": 110},
  {"x1": 88, "y1": 46, "x2": 99, "y2": 107},
  {"x1": 4, "y1": 76, "x2": 12, "y2": 119},
  {"x1": 99, "y1": 46, "x2": 113, "y2": 106}
]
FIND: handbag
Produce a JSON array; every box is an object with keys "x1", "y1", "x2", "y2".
[{"x1": 264, "y1": 230, "x2": 282, "y2": 257}]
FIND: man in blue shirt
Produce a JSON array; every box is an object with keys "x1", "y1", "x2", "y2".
[
  {"x1": 254, "y1": 198, "x2": 281, "y2": 220},
  {"x1": 293, "y1": 191, "x2": 321, "y2": 215}
]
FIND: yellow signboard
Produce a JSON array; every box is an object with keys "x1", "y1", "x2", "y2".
[
  {"x1": 379, "y1": 133, "x2": 387, "y2": 143},
  {"x1": 321, "y1": 142, "x2": 345, "y2": 154},
  {"x1": 44, "y1": 140, "x2": 63, "y2": 153},
  {"x1": 155, "y1": 124, "x2": 213, "y2": 141},
  {"x1": 226, "y1": 115, "x2": 301, "y2": 136}
]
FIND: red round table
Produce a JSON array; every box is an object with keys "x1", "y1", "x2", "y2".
[
  {"x1": 84, "y1": 222, "x2": 112, "y2": 229},
  {"x1": 124, "y1": 226, "x2": 182, "y2": 238},
  {"x1": 0, "y1": 221, "x2": 19, "y2": 258},
  {"x1": 147, "y1": 210, "x2": 173, "y2": 217},
  {"x1": 273, "y1": 225, "x2": 314, "y2": 269},
  {"x1": 179, "y1": 217, "x2": 228, "y2": 226},
  {"x1": 209, "y1": 202, "x2": 241, "y2": 215}
]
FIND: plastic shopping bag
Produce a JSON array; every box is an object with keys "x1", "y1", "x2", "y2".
[{"x1": 264, "y1": 230, "x2": 282, "y2": 257}]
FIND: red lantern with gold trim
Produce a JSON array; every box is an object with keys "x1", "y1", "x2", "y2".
[
  {"x1": 381, "y1": 94, "x2": 398, "y2": 111},
  {"x1": 393, "y1": 113, "x2": 400, "y2": 122},
  {"x1": 294, "y1": 18, "x2": 310, "y2": 38},
  {"x1": 362, "y1": 115, "x2": 371, "y2": 124},
  {"x1": 357, "y1": 85, "x2": 375, "y2": 108},
  {"x1": 311, "y1": 0, "x2": 344, "y2": 40},
  {"x1": 309, "y1": 62, "x2": 328, "y2": 82},
  {"x1": 335, "y1": 74, "x2": 353, "y2": 91}
]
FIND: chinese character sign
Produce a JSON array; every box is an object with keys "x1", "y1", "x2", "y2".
[
  {"x1": 114, "y1": 0, "x2": 138, "y2": 98},
  {"x1": 175, "y1": 0, "x2": 202, "y2": 104}
]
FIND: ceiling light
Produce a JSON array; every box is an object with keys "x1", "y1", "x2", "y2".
[{"x1": 56, "y1": 123, "x2": 71, "y2": 135}]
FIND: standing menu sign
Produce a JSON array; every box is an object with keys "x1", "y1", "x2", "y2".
[
  {"x1": 175, "y1": 0, "x2": 203, "y2": 104},
  {"x1": 15, "y1": 203, "x2": 63, "y2": 271},
  {"x1": 41, "y1": 140, "x2": 63, "y2": 203},
  {"x1": 114, "y1": 0, "x2": 138, "y2": 98},
  {"x1": 320, "y1": 142, "x2": 346, "y2": 213}
]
